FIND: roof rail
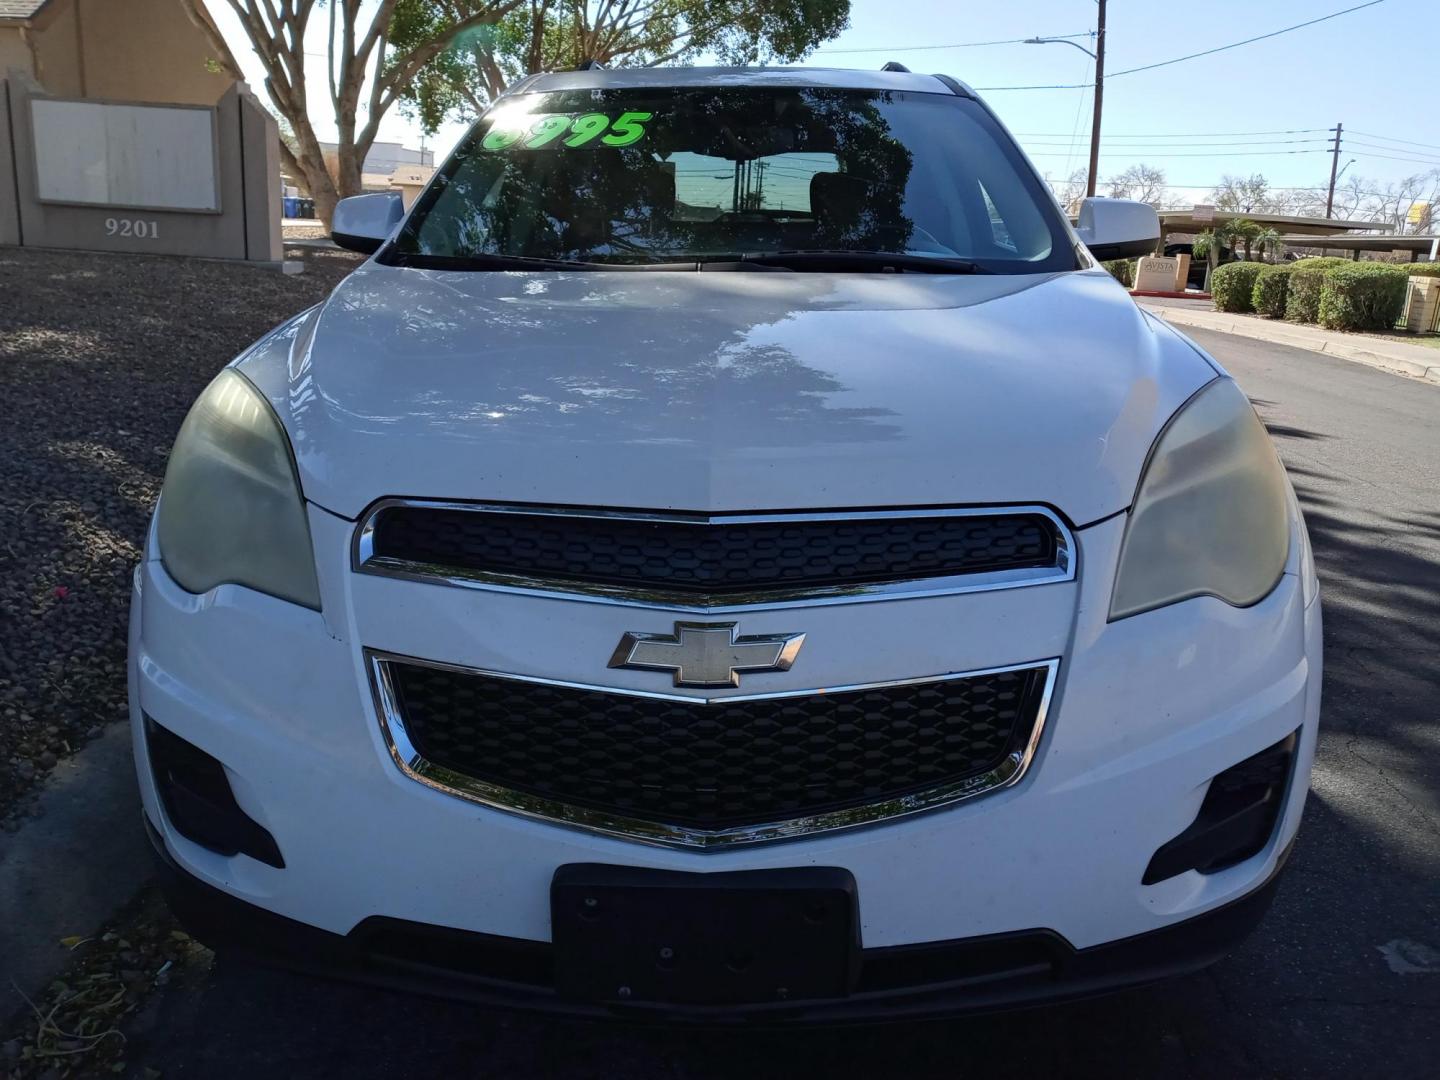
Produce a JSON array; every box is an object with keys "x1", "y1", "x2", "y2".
[
  {"x1": 931, "y1": 74, "x2": 973, "y2": 98},
  {"x1": 881, "y1": 61, "x2": 910, "y2": 73},
  {"x1": 574, "y1": 59, "x2": 605, "y2": 71}
]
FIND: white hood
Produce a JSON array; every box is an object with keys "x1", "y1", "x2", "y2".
[{"x1": 239, "y1": 263, "x2": 1216, "y2": 525}]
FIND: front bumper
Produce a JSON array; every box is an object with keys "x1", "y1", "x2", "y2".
[
  {"x1": 146, "y1": 811, "x2": 1294, "y2": 1023},
  {"x1": 130, "y1": 504, "x2": 1322, "y2": 1005}
]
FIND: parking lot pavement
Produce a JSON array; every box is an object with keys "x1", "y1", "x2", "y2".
[{"x1": 90, "y1": 330, "x2": 1440, "y2": 1078}]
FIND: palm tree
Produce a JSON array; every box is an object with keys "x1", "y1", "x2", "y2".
[
  {"x1": 1254, "y1": 226, "x2": 1282, "y2": 263},
  {"x1": 1228, "y1": 219, "x2": 1263, "y2": 262}
]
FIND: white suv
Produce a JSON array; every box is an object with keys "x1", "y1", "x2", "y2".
[{"x1": 131, "y1": 65, "x2": 1320, "y2": 1020}]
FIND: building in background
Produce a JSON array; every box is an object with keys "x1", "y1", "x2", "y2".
[
  {"x1": 1, "y1": 0, "x2": 281, "y2": 264},
  {"x1": 320, "y1": 140, "x2": 436, "y2": 176},
  {"x1": 0, "y1": 0, "x2": 235, "y2": 106}
]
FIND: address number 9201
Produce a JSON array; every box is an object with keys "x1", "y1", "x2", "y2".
[
  {"x1": 481, "y1": 111, "x2": 654, "y2": 152},
  {"x1": 106, "y1": 217, "x2": 160, "y2": 239}
]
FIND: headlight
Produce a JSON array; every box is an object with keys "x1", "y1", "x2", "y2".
[
  {"x1": 1110, "y1": 378, "x2": 1288, "y2": 621},
  {"x1": 157, "y1": 369, "x2": 321, "y2": 609}
]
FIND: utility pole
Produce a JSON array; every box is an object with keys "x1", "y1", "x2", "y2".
[
  {"x1": 1087, "y1": 0, "x2": 1106, "y2": 198},
  {"x1": 1028, "y1": 6, "x2": 1105, "y2": 198},
  {"x1": 1325, "y1": 123, "x2": 1343, "y2": 219}
]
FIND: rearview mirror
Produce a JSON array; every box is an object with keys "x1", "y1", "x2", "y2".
[
  {"x1": 1075, "y1": 198, "x2": 1160, "y2": 262},
  {"x1": 331, "y1": 192, "x2": 405, "y2": 255}
]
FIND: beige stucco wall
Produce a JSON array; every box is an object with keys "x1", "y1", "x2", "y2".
[
  {"x1": 0, "y1": 27, "x2": 34, "y2": 78},
  {"x1": 27, "y1": 1, "x2": 83, "y2": 97},
  {"x1": 6, "y1": 0, "x2": 230, "y2": 105},
  {"x1": 78, "y1": 0, "x2": 231, "y2": 105},
  {"x1": 5, "y1": 74, "x2": 282, "y2": 263}
]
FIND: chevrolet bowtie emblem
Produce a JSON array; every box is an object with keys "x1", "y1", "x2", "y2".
[{"x1": 609, "y1": 622, "x2": 805, "y2": 688}]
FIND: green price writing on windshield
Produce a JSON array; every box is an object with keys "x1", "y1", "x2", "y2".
[{"x1": 481, "y1": 111, "x2": 654, "y2": 151}]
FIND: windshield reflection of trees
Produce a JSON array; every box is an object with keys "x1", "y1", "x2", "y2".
[
  {"x1": 400, "y1": 89, "x2": 916, "y2": 261},
  {"x1": 315, "y1": 271, "x2": 901, "y2": 448}
]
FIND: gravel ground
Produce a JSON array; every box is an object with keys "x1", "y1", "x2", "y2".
[
  {"x1": 0, "y1": 245, "x2": 362, "y2": 826},
  {"x1": 280, "y1": 223, "x2": 330, "y2": 240}
]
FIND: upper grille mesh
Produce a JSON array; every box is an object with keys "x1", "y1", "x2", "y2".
[
  {"x1": 365, "y1": 507, "x2": 1059, "y2": 596},
  {"x1": 385, "y1": 661, "x2": 1049, "y2": 831}
]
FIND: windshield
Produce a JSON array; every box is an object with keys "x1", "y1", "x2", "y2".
[{"x1": 385, "y1": 86, "x2": 1077, "y2": 274}]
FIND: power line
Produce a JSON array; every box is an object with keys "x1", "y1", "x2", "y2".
[
  {"x1": 1022, "y1": 137, "x2": 1330, "y2": 149},
  {"x1": 1011, "y1": 128, "x2": 1330, "y2": 138},
  {"x1": 1347, "y1": 140, "x2": 1440, "y2": 161},
  {"x1": 814, "y1": 31, "x2": 1093, "y2": 55},
  {"x1": 974, "y1": 0, "x2": 1388, "y2": 90},
  {"x1": 1349, "y1": 149, "x2": 1440, "y2": 167},
  {"x1": 1347, "y1": 130, "x2": 1440, "y2": 153},
  {"x1": 1107, "y1": 0, "x2": 1387, "y2": 78},
  {"x1": 1026, "y1": 149, "x2": 1329, "y2": 159}
]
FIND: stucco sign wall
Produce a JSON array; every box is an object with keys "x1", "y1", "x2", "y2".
[{"x1": 0, "y1": 73, "x2": 281, "y2": 264}]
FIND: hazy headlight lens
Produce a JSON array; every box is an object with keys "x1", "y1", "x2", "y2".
[
  {"x1": 157, "y1": 369, "x2": 320, "y2": 609},
  {"x1": 1110, "y1": 378, "x2": 1288, "y2": 621}
]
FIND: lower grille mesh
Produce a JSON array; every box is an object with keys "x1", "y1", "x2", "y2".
[{"x1": 382, "y1": 660, "x2": 1050, "y2": 833}]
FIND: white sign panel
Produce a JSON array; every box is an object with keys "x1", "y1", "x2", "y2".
[{"x1": 31, "y1": 99, "x2": 219, "y2": 212}]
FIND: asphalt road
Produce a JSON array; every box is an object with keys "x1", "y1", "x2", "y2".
[{"x1": 123, "y1": 330, "x2": 1440, "y2": 1079}]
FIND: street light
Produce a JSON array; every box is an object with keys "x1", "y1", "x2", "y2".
[
  {"x1": 1025, "y1": 0, "x2": 1106, "y2": 198},
  {"x1": 1023, "y1": 36, "x2": 1095, "y2": 59}
]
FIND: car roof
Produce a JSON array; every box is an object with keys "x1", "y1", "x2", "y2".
[{"x1": 507, "y1": 66, "x2": 973, "y2": 99}]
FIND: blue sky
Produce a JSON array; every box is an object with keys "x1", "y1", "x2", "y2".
[
  {"x1": 803, "y1": 0, "x2": 1440, "y2": 202},
  {"x1": 215, "y1": 0, "x2": 1440, "y2": 206}
]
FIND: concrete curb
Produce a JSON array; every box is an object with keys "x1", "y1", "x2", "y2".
[
  {"x1": 1144, "y1": 305, "x2": 1440, "y2": 387},
  {"x1": 0, "y1": 727, "x2": 154, "y2": 1019}
]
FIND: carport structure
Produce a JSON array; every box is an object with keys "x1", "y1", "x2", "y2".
[
  {"x1": 1275, "y1": 232, "x2": 1439, "y2": 262},
  {"x1": 1157, "y1": 208, "x2": 1390, "y2": 243}
]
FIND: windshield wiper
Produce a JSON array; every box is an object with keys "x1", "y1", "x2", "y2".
[
  {"x1": 386, "y1": 251, "x2": 697, "y2": 272},
  {"x1": 721, "y1": 250, "x2": 991, "y2": 274}
]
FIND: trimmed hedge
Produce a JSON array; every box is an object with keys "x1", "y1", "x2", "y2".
[
  {"x1": 1317, "y1": 264, "x2": 1410, "y2": 331},
  {"x1": 1211, "y1": 261, "x2": 1264, "y2": 313},
  {"x1": 1251, "y1": 264, "x2": 1293, "y2": 319},
  {"x1": 1102, "y1": 258, "x2": 1136, "y2": 287},
  {"x1": 1400, "y1": 262, "x2": 1440, "y2": 277},
  {"x1": 1286, "y1": 263, "x2": 1338, "y2": 323}
]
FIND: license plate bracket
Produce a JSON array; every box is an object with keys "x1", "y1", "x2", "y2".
[{"x1": 551, "y1": 863, "x2": 859, "y2": 1006}]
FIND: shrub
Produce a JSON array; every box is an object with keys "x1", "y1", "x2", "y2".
[
  {"x1": 1102, "y1": 258, "x2": 1136, "y2": 287},
  {"x1": 1400, "y1": 262, "x2": 1440, "y2": 277},
  {"x1": 1251, "y1": 264, "x2": 1293, "y2": 319},
  {"x1": 1285, "y1": 262, "x2": 1344, "y2": 322},
  {"x1": 1317, "y1": 264, "x2": 1410, "y2": 331},
  {"x1": 1210, "y1": 261, "x2": 1264, "y2": 312},
  {"x1": 1288, "y1": 257, "x2": 1352, "y2": 271}
]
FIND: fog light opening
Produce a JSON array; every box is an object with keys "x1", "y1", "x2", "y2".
[
  {"x1": 1143, "y1": 729, "x2": 1300, "y2": 886},
  {"x1": 145, "y1": 716, "x2": 285, "y2": 868}
]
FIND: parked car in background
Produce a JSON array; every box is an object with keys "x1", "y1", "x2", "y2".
[{"x1": 132, "y1": 65, "x2": 1320, "y2": 1021}]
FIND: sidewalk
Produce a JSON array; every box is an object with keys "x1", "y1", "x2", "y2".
[{"x1": 1141, "y1": 302, "x2": 1440, "y2": 386}]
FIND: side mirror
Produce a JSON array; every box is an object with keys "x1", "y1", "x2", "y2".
[
  {"x1": 331, "y1": 192, "x2": 405, "y2": 255},
  {"x1": 1075, "y1": 197, "x2": 1160, "y2": 261}
]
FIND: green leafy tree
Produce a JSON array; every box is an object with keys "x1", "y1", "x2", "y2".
[
  {"x1": 1194, "y1": 218, "x2": 1259, "y2": 288},
  {"x1": 1254, "y1": 225, "x2": 1282, "y2": 263},
  {"x1": 183, "y1": 0, "x2": 524, "y2": 224},
  {"x1": 391, "y1": 0, "x2": 851, "y2": 132}
]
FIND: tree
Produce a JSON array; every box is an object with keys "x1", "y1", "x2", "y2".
[
  {"x1": 1107, "y1": 163, "x2": 1167, "y2": 208},
  {"x1": 1229, "y1": 218, "x2": 1262, "y2": 261},
  {"x1": 1210, "y1": 173, "x2": 1272, "y2": 214},
  {"x1": 1194, "y1": 217, "x2": 1256, "y2": 287},
  {"x1": 1053, "y1": 167, "x2": 1089, "y2": 217},
  {"x1": 391, "y1": 0, "x2": 851, "y2": 132},
  {"x1": 1254, "y1": 225, "x2": 1282, "y2": 263},
  {"x1": 182, "y1": 0, "x2": 524, "y2": 224}
]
